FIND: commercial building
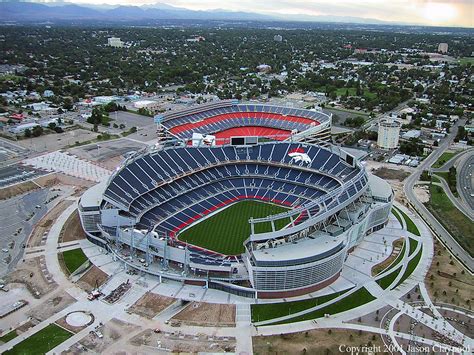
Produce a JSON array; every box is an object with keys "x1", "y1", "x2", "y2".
[
  {"x1": 107, "y1": 37, "x2": 124, "y2": 48},
  {"x1": 377, "y1": 117, "x2": 401, "y2": 149},
  {"x1": 438, "y1": 43, "x2": 448, "y2": 53},
  {"x1": 133, "y1": 100, "x2": 161, "y2": 113},
  {"x1": 273, "y1": 35, "x2": 283, "y2": 42}
]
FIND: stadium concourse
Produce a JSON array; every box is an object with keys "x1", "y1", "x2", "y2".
[{"x1": 77, "y1": 101, "x2": 395, "y2": 299}]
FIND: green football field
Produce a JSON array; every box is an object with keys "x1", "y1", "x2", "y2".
[{"x1": 177, "y1": 200, "x2": 291, "y2": 255}]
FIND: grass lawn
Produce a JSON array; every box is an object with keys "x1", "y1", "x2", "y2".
[
  {"x1": 395, "y1": 206, "x2": 420, "y2": 236},
  {"x1": 251, "y1": 289, "x2": 351, "y2": 323},
  {"x1": 271, "y1": 287, "x2": 375, "y2": 324},
  {"x1": 61, "y1": 248, "x2": 88, "y2": 274},
  {"x1": 0, "y1": 330, "x2": 18, "y2": 344},
  {"x1": 459, "y1": 57, "x2": 474, "y2": 65},
  {"x1": 376, "y1": 265, "x2": 402, "y2": 290},
  {"x1": 178, "y1": 200, "x2": 290, "y2": 255},
  {"x1": 408, "y1": 237, "x2": 419, "y2": 256},
  {"x1": 4, "y1": 324, "x2": 73, "y2": 355},
  {"x1": 393, "y1": 247, "x2": 423, "y2": 289},
  {"x1": 432, "y1": 151, "x2": 459, "y2": 168},
  {"x1": 425, "y1": 184, "x2": 474, "y2": 257}
]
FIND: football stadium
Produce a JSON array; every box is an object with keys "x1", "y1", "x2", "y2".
[{"x1": 78, "y1": 101, "x2": 393, "y2": 299}]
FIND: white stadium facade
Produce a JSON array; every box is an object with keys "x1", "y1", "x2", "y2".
[{"x1": 78, "y1": 101, "x2": 393, "y2": 299}]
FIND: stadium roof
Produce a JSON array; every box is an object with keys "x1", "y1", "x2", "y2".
[
  {"x1": 80, "y1": 179, "x2": 107, "y2": 208},
  {"x1": 252, "y1": 233, "x2": 341, "y2": 262}
]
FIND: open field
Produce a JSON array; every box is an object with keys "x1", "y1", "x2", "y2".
[
  {"x1": 459, "y1": 57, "x2": 474, "y2": 65},
  {"x1": 60, "y1": 248, "x2": 88, "y2": 274},
  {"x1": 178, "y1": 200, "x2": 290, "y2": 255},
  {"x1": 253, "y1": 328, "x2": 385, "y2": 355},
  {"x1": 127, "y1": 292, "x2": 175, "y2": 319},
  {"x1": 3, "y1": 324, "x2": 73, "y2": 355},
  {"x1": 425, "y1": 184, "x2": 474, "y2": 257},
  {"x1": 172, "y1": 302, "x2": 236, "y2": 326},
  {"x1": 432, "y1": 151, "x2": 460, "y2": 168}
]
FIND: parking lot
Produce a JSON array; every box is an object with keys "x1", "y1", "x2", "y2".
[
  {"x1": 0, "y1": 186, "x2": 73, "y2": 277},
  {"x1": 67, "y1": 138, "x2": 148, "y2": 169},
  {"x1": 15, "y1": 128, "x2": 99, "y2": 153},
  {"x1": 0, "y1": 164, "x2": 46, "y2": 188}
]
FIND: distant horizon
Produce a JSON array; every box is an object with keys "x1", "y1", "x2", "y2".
[{"x1": 16, "y1": 0, "x2": 474, "y2": 28}]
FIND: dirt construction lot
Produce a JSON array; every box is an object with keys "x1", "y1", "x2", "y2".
[
  {"x1": 26, "y1": 290, "x2": 76, "y2": 322},
  {"x1": 172, "y1": 302, "x2": 236, "y2": 327},
  {"x1": 5, "y1": 256, "x2": 56, "y2": 298},
  {"x1": 78, "y1": 318, "x2": 140, "y2": 353},
  {"x1": 253, "y1": 328, "x2": 385, "y2": 354},
  {"x1": 76, "y1": 265, "x2": 109, "y2": 293},
  {"x1": 130, "y1": 328, "x2": 235, "y2": 353},
  {"x1": 27, "y1": 199, "x2": 74, "y2": 248},
  {"x1": 127, "y1": 292, "x2": 175, "y2": 319},
  {"x1": 59, "y1": 209, "x2": 86, "y2": 243}
]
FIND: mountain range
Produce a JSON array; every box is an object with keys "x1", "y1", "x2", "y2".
[{"x1": 0, "y1": 1, "x2": 395, "y2": 25}]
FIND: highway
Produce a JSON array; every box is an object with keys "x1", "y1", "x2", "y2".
[
  {"x1": 403, "y1": 119, "x2": 474, "y2": 272},
  {"x1": 456, "y1": 151, "x2": 474, "y2": 213}
]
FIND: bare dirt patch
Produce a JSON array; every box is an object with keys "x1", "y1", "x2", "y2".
[
  {"x1": 414, "y1": 184, "x2": 430, "y2": 204},
  {"x1": 425, "y1": 240, "x2": 473, "y2": 309},
  {"x1": 79, "y1": 318, "x2": 140, "y2": 353},
  {"x1": 127, "y1": 292, "x2": 175, "y2": 319},
  {"x1": 76, "y1": 265, "x2": 109, "y2": 293},
  {"x1": 0, "y1": 181, "x2": 38, "y2": 201},
  {"x1": 130, "y1": 328, "x2": 235, "y2": 353},
  {"x1": 59, "y1": 210, "x2": 86, "y2": 243},
  {"x1": 373, "y1": 167, "x2": 410, "y2": 182},
  {"x1": 5, "y1": 257, "x2": 56, "y2": 298},
  {"x1": 27, "y1": 199, "x2": 74, "y2": 248},
  {"x1": 253, "y1": 328, "x2": 385, "y2": 354},
  {"x1": 172, "y1": 302, "x2": 235, "y2": 327},
  {"x1": 26, "y1": 290, "x2": 76, "y2": 322}
]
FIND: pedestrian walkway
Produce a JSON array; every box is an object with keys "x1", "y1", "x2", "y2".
[{"x1": 23, "y1": 151, "x2": 111, "y2": 182}]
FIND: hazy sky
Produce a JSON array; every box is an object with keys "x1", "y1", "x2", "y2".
[{"x1": 54, "y1": 0, "x2": 474, "y2": 27}]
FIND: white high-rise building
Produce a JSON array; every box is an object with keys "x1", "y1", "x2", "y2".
[
  {"x1": 377, "y1": 117, "x2": 401, "y2": 149},
  {"x1": 107, "y1": 37, "x2": 124, "y2": 48},
  {"x1": 438, "y1": 43, "x2": 448, "y2": 53},
  {"x1": 274, "y1": 34, "x2": 283, "y2": 42}
]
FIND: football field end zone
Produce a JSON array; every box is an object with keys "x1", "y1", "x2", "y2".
[{"x1": 177, "y1": 199, "x2": 290, "y2": 255}]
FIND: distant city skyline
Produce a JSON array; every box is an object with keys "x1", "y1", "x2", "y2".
[{"x1": 35, "y1": 0, "x2": 474, "y2": 27}]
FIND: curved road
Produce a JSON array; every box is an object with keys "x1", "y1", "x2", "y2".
[
  {"x1": 434, "y1": 170, "x2": 474, "y2": 221},
  {"x1": 404, "y1": 119, "x2": 474, "y2": 272},
  {"x1": 456, "y1": 152, "x2": 474, "y2": 213}
]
